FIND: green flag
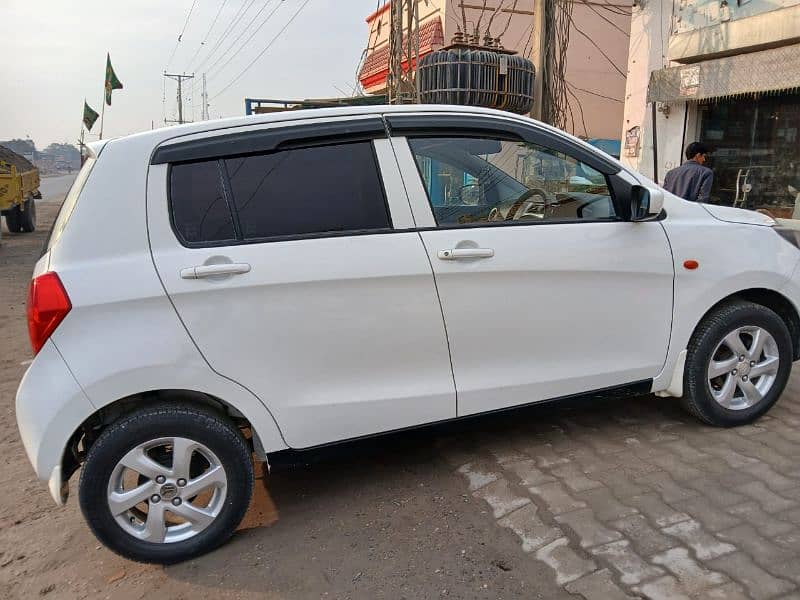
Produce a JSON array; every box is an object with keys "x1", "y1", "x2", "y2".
[
  {"x1": 83, "y1": 101, "x2": 99, "y2": 131},
  {"x1": 104, "y1": 53, "x2": 123, "y2": 106}
]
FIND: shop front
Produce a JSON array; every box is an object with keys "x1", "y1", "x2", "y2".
[{"x1": 647, "y1": 44, "x2": 800, "y2": 217}]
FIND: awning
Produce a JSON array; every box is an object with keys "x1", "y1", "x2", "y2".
[{"x1": 647, "y1": 44, "x2": 800, "y2": 103}]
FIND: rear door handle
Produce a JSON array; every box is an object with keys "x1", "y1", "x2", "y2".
[
  {"x1": 180, "y1": 263, "x2": 251, "y2": 279},
  {"x1": 438, "y1": 248, "x2": 494, "y2": 260}
]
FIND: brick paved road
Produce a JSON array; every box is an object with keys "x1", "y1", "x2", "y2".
[{"x1": 440, "y1": 387, "x2": 800, "y2": 599}]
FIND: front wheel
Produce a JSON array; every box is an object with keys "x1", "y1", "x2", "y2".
[
  {"x1": 79, "y1": 404, "x2": 254, "y2": 564},
  {"x1": 682, "y1": 300, "x2": 793, "y2": 426}
]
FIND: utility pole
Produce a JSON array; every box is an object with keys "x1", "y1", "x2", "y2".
[
  {"x1": 163, "y1": 72, "x2": 195, "y2": 125},
  {"x1": 201, "y1": 73, "x2": 209, "y2": 120},
  {"x1": 529, "y1": 0, "x2": 546, "y2": 121},
  {"x1": 387, "y1": 0, "x2": 419, "y2": 104}
]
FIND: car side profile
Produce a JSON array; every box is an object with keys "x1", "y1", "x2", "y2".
[{"x1": 16, "y1": 105, "x2": 800, "y2": 564}]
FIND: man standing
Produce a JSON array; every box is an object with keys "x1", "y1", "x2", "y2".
[{"x1": 663, "y1": 142, "x2": 713, "y2": 203}]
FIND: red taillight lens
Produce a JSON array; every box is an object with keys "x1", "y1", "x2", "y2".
[{"x1": 27, "y1": 272, "x2": 71, "y2": 354}]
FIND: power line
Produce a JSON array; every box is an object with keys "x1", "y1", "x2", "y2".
[
  {"x1": 207, "y1": 0, "x2": 283, "y2": 80},
  {"x1": 186, "y1": 0, "x2": 231, "y2": 70},
  {"x1": 568, "y1": 14, "x2": 626, "y2": 77},
  {"x1": 211, "y1": 0, "x2": 313, "y2": 100},
  {"x1": 567, "y1": 81, "x2": 623, "y2": 102},
  {"x1": 195, "y1": 0, "x2": 259, "y2": 72},
  {"x1": 166, "y1": 0, "x2": 200, "y2": 69},
  {"x1": 582, "y1": 2, "x2": 629, "y2": 36}
]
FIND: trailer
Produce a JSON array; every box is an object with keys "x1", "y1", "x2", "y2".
[{"x1": 0, "y1": 156, "x2": 39, "y2": 234}]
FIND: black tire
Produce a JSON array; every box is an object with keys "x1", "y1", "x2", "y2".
[
  {"x1": 4, "y1": 205, "x2": 22, "y2": 233},
  {"x1": 683, "y1": 300, "x2": 792, "y2": 426},
  {"x1": 19, "y1": 197, "x2": 36, "y2": 232},
  {"x1": 79, "y1": 404, "x2": 254, "y2": 564}
]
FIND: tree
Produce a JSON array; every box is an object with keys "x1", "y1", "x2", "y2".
[{"x1": 42, "y1": 143, "x2": 80, "y2": 164}]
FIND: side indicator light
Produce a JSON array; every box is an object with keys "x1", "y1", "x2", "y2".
[{"x1": 684, "y1": 260, "x2": 699, "y2": 270}]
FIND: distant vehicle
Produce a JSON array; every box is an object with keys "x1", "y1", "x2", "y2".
[
  {"x1": 0, "y1": 149, "x2": 39, "y2": 233},
  {"x1": 16, "y1": 105, "x2": 800, "y2": 564}
]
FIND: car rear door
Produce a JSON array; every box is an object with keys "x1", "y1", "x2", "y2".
[
  {"x1": 146, "y1": 116, "x2": 455, "y2": 448},
  {"x1": 388, "y1": 114, "x2": 674, "y2": 416}
]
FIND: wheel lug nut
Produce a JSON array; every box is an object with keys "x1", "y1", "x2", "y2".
[
  {"x1": 155, "y1": 475, "x2": 166, "y2": 484},
  {"x1": 150, "y1": 494, "x2": 161, "y2": 503},
  {"x1": 732, "y1": 369, "x2": 737, "y2": 375},
  {"x1": 750, "y1": 361, "x2": 755, "y2": 367},
  {"x1": 742, "y1": 375, "x2": 748, "y2": 381},
  {"x1": 177, "y1": 478, "x2": 187, "y2": 487},
  {"x1": 740, "y1": 355, "x2": 745, "y2": 361},
  {"x1": 172, "y1": 497, "x2": 182, "y2": 506}
]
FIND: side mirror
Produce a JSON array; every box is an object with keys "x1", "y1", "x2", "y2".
[{"x1": 630, "y1": 185, "x2": 664, "y2": 221}]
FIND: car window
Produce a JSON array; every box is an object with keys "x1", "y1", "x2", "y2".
[
  {"x1": 224, "y1": 141, "x2": 390, "y2": 240},
  {"x1": 170, "y1": 160, "x2": 236, "y2": 244},
  {"x1": 168, "y1": 140, "x2": 390, "y2": 245},
  {"x1": 408, "y1": 137, "x2": 617, "y2": 227}
]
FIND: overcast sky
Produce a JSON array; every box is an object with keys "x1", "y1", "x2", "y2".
[{"x1": 1, "y1": 0, "x2": 377, "y2": 148}]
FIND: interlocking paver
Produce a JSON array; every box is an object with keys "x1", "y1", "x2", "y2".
[
  {"x1": 685, "y1": 477, "x2": 748, "y2": 507},
  {"x1": 535, "y1": 537, "x2": 597, "y2": 585},
  {"x1": 750, "y1": 432, "x2": 800, "y2": 458},
  {"x1": 701, "y1": 444, "x2": 762, "y2": 469},
  {"x1": 663, "y1": 440, "x2": 711, "y2": 463},
  {"x1": 590, "y1": 539, "x2": 664, "y2": 585},
  {"x1": 555, "y1": 508, "x2": 623, "y2": 548},
  {"x1": 528, "y1": 481, "x2": 587, "y2": 515},
  {"x1": 637, "y1": 471, "x2": 699, "y2": 503},
  {"x1": 662, "y1": 519, "x2": 736, "y2": 560},
  {"x1": 564, "y1": 568, "x2": 637, "y2": 600},
  {"x1": 472, "y1": 477, "x2": 531, "y2": 519},
  {"x1": 497, "y1": 503, "x2": 563, "y2": 553},
  {"x1": 709, "y1": 551, "x2": 796, "y2": 600},
  {"x1": 611, "y1": 514, "x2": 675, "y2": 556},
  {"x1": 550, "y1": 462, "x2": 602, "y2": 492},
  {"x1": 591, "y1": 470, "x2": 649, "y2": 498},
  {"x1": 504, "y1": 459, "x2": 556, "y2": 486},
  {"x1": 625, "y1": 493, "x2": 691, "y2": 528},
  {"x1": 576, "y1": 487, "x2": 637, "y2": 522},
  {"x1": 456, "y1": 462, "x2": 499, "y2": 491},
  {"x1": 705, "y1": 582, "x2": 752, "y2": 600},
  {"x1": 633, "y1": 575, "x2": 691, "y2": 600},
  {"x1": 718, "y1": 524, "x2": 789, "y2": 563},
  {"x1": 727, "y1": 502, "x2": 795, "y2": 537},
  {"x1": 522, "y1": 443, "x2": 570, "y2": 468},
  {"x1": 736, "y1": 481, "x2": 797, "y2": 514},
  {"x1": 673, "y1": 496, "x2": 742, "y2": 532},
  {"x1": 643, "y1": 451, "x2": 705, "y2": 481},
  {"x1": 650, "y1": 547, "x2": 727, "y2": 595}
]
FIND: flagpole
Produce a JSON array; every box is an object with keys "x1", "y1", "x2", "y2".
[{"x1": 99, "y1": 95, "x2": 106, "y2": 140}]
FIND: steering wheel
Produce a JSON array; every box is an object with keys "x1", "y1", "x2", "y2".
[{"x1": 505, "y1": 189, "x2": 547, "y2": 221}]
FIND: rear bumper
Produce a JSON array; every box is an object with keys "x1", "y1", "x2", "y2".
[{"x1": 15, "y1": 341, "x2": 94, "y2": 505}]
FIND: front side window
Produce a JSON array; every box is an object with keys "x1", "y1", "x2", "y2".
[{"x1": 408, "y1": 137, "x2": 616, "y2": 227}]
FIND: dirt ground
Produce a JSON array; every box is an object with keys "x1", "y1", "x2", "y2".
[{"x1": 0, "y1": 199, "x2": 568, "y2": 599}]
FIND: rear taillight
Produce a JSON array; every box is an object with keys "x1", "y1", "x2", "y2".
[{"x1": 27, "y1": 272, "x2": 71, "y2": 354}]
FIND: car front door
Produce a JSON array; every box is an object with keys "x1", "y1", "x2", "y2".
[
  {"x1": 389, "y1": 115, "x2": 674, "y2": 416},
  {"x1": 147, "y1": 118, "x2": 456, "y2": 447}
]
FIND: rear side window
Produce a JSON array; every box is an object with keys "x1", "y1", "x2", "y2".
[
  {"x1": 168, "y1": 141, "x2": 389, "y2": 246},
  {"x1": 170, "y1": 161, "x2": 235, "y2": 244}
]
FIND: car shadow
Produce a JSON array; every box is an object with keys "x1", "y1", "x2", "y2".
[{"x1": 161, "y1": 391, "x2": 698, "y2": 595}]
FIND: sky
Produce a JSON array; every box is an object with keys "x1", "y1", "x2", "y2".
[{"x1": 1, "y1": 0, "x2": 379, "y2": 148}]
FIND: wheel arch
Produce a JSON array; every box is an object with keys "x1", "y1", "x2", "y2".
[{"x1": 61, "y1": 388, "x2": 281, "y2": 487}]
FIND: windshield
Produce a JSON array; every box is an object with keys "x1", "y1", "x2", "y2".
[{"x1": 45, "y1": 157, "x2": 96, "y2": 252}]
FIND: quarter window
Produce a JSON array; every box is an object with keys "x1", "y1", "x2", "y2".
[
  {"x1": 408, "y1": 137, "x2": 617, "y2": 227},
  {"x1": 170, "y1": 161, "x2": 235, "y2": 244}
]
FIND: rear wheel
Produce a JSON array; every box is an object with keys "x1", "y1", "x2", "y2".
[
  {"x1": 19, "y1": 196, "x2": 36, "y2": 232},
  {"x1": 79, "y1": 404, "x2": 254, "y2": 564},
  {"x1": 4, "y1": 205, "x2": 21, "y2": 233},
  {"x1": 683, "y1": 300, "x2": 792, "y2": 426}
]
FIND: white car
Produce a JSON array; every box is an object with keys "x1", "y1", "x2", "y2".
[{"x1": 16, "y1": 105, "x2": 800, "y2": 564}]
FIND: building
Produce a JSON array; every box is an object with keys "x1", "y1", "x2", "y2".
[
  {"x1": 357, "y1": 0, "x2": 632, "y2": 140},
  {"x1": 621, "y1": 0, "x2": 800, "y2": 215}
]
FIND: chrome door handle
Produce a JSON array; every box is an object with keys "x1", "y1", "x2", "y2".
[
  {"x1": 437, "y1": 248, "x2": 494, "y2": 260},
  {"x1": 180, "y1": 263, "x2": 251, "y2": 279}
]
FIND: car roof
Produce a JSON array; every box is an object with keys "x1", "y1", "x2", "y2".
[{"x1": 90, "y1": 105, "x2": 560, "y2": 153}]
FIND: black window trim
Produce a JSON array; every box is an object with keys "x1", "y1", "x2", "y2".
[
  {"x1": 167, "y1": 137, "x2": 394, "y2": 248},
  {"x1": 403, "y1": 132, "x2": 629, "y2": 229}
]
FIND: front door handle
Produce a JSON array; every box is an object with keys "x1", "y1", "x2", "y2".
[
  {"x1": 180, "y1": 263, "x2": 252, "y2": 279},
  {"x1": 437, "y1": 248, "x2": 494, "y2": 260}
]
